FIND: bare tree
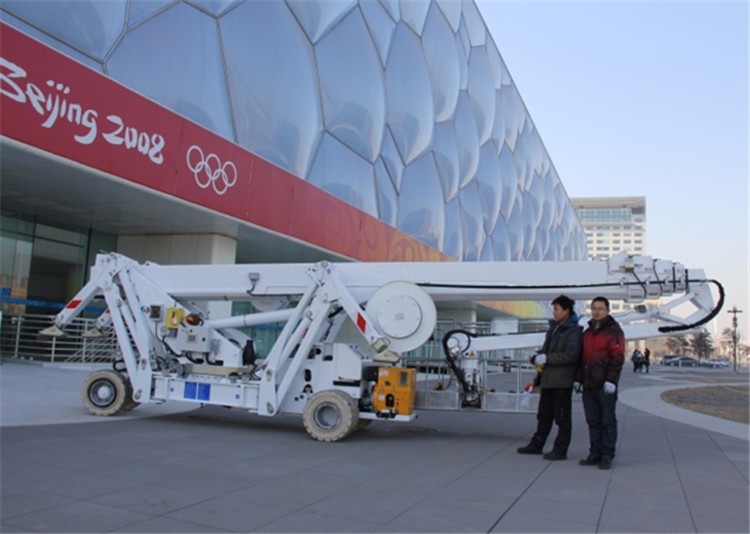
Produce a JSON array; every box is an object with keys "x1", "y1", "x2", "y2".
[
  {"x1": 690, "y1": 329, "x2": 714, "y2": 359},
  {"x1": 666, "y1": 336, "x2": 689, "y2": 355}
]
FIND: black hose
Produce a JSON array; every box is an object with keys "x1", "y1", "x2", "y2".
[
  {"x1": 441, "y1": 329, "x2": 477, "y2": 401},
  {"x1": 658, "y1": 279, "x2": 725, "y2": 333}
]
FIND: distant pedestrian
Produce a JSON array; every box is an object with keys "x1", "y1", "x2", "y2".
[
  {"x1": 631, "y1": 349, "x2": 643, "y2": 372},
  {"x1": 643, "y1": 348, "x2": 651, "y2": 373},
  {"x1": 576, "y1": 296, "x2": 624, "y2": 470},
  {"x1": 517, "y1": 295, "x2": 582, "y2": 461}
]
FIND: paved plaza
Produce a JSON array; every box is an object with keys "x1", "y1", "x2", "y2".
[{"x1": 1, "y1": 361, "x2": 748, "y2": 533}]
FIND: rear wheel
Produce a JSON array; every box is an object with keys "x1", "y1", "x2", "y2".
[
  {"x1": 302, "y1": 390, "x2": 358, "y2": 442},
  {"x1": 81, "y1": 370, "x2": 128, "y2": 416}
]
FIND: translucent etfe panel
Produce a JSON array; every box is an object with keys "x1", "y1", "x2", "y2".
[
  {"x1": 512, "y1": 133, "x2": 529, "y2": 192},
  {"x1": 128, "y1": 1, "x2": 174, "y2": 27},
  {"x1": 453, "y1": 92, "x2": 479, "y2": 188},
  {"x1": 317, "y1": 10, "x2": 385, "y2": 163},
  {"x1": 307, "y1": 134, "x2": 378, "y2": 217},
  {"x1": 491, "y1": 89, "x2": 506, "y2": 152},
  {"x1": 498, "y1": 143, "x2": 518, "y2": 223},
  {"x1": 500, "y1": 85, "x2": 522, "y2": 151},
  {"x1": 480, "y1": 238, "x2": 493, "y2": 261},
  {"x1": 380, "y1": 129, "x2": 404, "y2": 192},
  {"x1": 490, "y1": 221, "x2": 511, "y2": 261},
  {"x1": 507, "y1": 195, "x2": 524, "y2": 260},
  {"x1": 422, "y1": 6, "x2": 460, "y2": 122},
  {"x1": 186, "y1": 0, "x2": 243, "y2": 17},
  {"x1": 435, "y1": 0, "x2": 461, "y2": 32},
  {"x1": 467, "y1": 45, "x2": 495, "y2": 145},
  {"x1": 286, "y1": 0, "x2": 356, "y2": 44},
  {"x1": 109, "y1": 4, "x2": 233, "y2": 139},
  {"x1": 459, "y1": 182, "x2": 484, "y2": 261},
  {"x1": 0, "y1": 12, "x2": 103, "y2": 71},
  {"x1": 375, "y1": 159, "x2": 397, "y2": 226},
  {"x1": 432, "y1": 122, "x2": 459, "y2": 202},
  {"x1": 475, "y1": 143, "x2": 501, "y2": 234},
  {"x1": 379, "y1": 0, "x2": 399, "y2": 22},
  {"x1": 442, "y1": 197, "x2": 462, "y2": 260},
  {"x1": 461, "y1": 0, "x2": 486, "y2": 47},
  {"x1": 529, "y1": 172, "x2": 545, "y2": 227},
  {"x1": 360, "y1": 0, "x2": 396, "y2": 67},
  {"x1": 221, "y1": 2, "x2": 322, "y2": 177},
  {"x1": 2, "y1": 0, "x2": 126, "y2": 60},
  {"x1": 397, "y1": 153, "x2": 445, "y2": 250},
  {"x1": 520, "y1": 192, "x2": 538, "y2": 258},
  {"x1": 487, "y1": 40, "x2": 505, "y2": 89},
  {"x1": 456, "y1": 30, "x2": 469, "y2": 90},
  {"x1": 400, "y1": 0, "x2": 430, "y2": 36},
  {"x1": 385, "y1": 24, "x2": 433, "y2": 165}
]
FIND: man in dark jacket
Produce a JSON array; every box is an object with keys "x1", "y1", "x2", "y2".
[
  {"x1": 576, "y1": 296, "x2": 625, "y2": 470},
  {"x1": 517, "y1": 295, "x2": 582, "y2": 460}
]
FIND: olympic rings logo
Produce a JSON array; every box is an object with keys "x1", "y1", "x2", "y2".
[{"x1": 186, "y1": 145, "x2": 237, "y2": 196}]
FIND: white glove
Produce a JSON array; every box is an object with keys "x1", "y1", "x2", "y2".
[
  {"x1": 603, "y1": 381, "x2": 616, "y2": 395},
  {"x1": 534, "y1": 353, "x2": 546, "y2": 366},
  {"x1": 573, "y1": 381, "x2": 582, "y2": 394}
]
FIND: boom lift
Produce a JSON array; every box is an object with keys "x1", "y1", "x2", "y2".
[{"x1": 42, "y1": 252, "x2": 723, "y2": 441}]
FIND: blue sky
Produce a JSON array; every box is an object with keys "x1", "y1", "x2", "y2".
[{"x1": 476, "y1": 0, "x2": 748, "y2": 339}]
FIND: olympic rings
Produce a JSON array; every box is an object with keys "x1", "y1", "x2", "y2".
[{"x1": 186, "y1": 145, "x2": 237, "y2": 196}]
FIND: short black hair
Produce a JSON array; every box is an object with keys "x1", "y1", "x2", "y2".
[
  {"x1": 551, "y1": 295, "x2": 575, "y2": 312},
  {"x1": 592, "y1": 296, "x2": 610, "y2": 309}
]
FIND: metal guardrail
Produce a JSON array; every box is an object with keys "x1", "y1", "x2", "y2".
[{"x1": 0, "y1": 314, "x2": 118, "y2": 363}]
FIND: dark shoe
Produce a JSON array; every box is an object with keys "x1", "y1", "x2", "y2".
[
  {"x1": 579, "y1": 454, "x2": 601, "y2": 466},
  {"x1": 598, "y1": 456, "x2": 613, "y2": 470},
  {"x1": 543, "y1": 450, "x2": 567, "y2": 461},
  {"x1": 517, "y1": 442, "x2": 543, "y2": 455}
]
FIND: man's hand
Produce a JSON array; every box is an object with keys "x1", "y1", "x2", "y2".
[
  {"x1": 603, "y1": 381, "x2": 617, "y2": 395},
  {"x1": 533, "y1": 353, "x2": 546, "y2": 366}
]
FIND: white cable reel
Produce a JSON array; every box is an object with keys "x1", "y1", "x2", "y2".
[{"x1": 364, "y1": 281, "x2": 437, "y2": 353}]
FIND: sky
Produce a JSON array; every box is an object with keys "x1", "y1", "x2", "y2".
[{"x1": 476, "y1": 0, "x2": 749, "y2": 340}]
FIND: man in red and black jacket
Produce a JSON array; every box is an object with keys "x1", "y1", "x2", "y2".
[{"x1": 575, "y1": 296, "x2": 624, "y2": 470}]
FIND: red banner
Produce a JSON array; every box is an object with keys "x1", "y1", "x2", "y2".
[{"x1": 0, "y1": 22, "x2": 447, "y2": 263}]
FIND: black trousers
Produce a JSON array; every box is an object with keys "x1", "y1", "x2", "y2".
[
  {"x1": 582, "y1": 389, "x2": 618, "y2": 458},
  {"x1": 532, "y1": 387, "x2": 573, "y2": 453}
]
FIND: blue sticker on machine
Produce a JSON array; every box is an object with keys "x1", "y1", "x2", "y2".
[
  {"x1": 198, "y1": 383, "x2": 211, "y2": 401},
  {"x1": 184, "y1": 382, "x2": 197, "y2": 399}
]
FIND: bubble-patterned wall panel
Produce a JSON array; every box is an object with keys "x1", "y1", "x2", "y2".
[{"x1": 0, "y1": 0, "x2": 587, "y2": 262}]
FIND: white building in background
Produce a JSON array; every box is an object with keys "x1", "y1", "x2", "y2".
[{"x1": 571, "y1": 196, "x2": 647, "y2": 261}]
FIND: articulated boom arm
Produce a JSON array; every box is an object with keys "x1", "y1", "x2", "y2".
[{"x1": 43, "y1": 251, "x2": 722, "y2": 440}]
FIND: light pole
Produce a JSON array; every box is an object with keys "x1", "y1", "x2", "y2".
[{"x1": 727, "y1": 306, "x2": 743, "y2": 372}]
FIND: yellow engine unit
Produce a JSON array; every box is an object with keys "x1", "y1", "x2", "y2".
[{"x1": 372, "y1": 367, "x2": 416, "y2": 416}]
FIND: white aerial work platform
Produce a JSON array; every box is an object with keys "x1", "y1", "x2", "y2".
[{"x1": 42, "y1": 252, "x2": 723, "y2": 441}]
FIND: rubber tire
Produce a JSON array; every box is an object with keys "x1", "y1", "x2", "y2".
[
  {"x1": 302, "y1": 390, "x2": 359, "y2": 442},
  {"x1": 81, "y1": 370, "x2": 128, "y2": 416}
]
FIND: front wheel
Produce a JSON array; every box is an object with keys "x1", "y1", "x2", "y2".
[
  {"x1": 81, "y1": 370, "x2": 128, "y2": 416},
  {"x1": 302, "y1": 390, "x2": 359, "y2": 442}
]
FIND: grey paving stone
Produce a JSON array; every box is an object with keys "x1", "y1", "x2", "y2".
[
  {"x1": 259, "y1": 510, "x2": 379, "y2": 532},
  {"x1": 491, "y1": 514, "x2": 593, "y2": 533},
  {"x1": 3, "y1": 501, "x2": 153, "y2": 533},
  {"x1": 1, "y1": 488, "x2": 77, "y2": 520},
  {"x1": 301, "y1": 491, "x2": 412, "y2": 525},
  {"x1": 111, "y1": 515, "x2": 231, "y2": 532},
  {"x1": 89, "y1": 481, "x2": 219, "y2": 515},
  {"x1": 377, "y1": 502, "x2": 500, "y2": 533},
  {"x1": 599, "y1": 505, "x2": 696, "y2": 533},
  {"x1": 164, "y1": 495, "x2": 292, "y2": 532}
]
